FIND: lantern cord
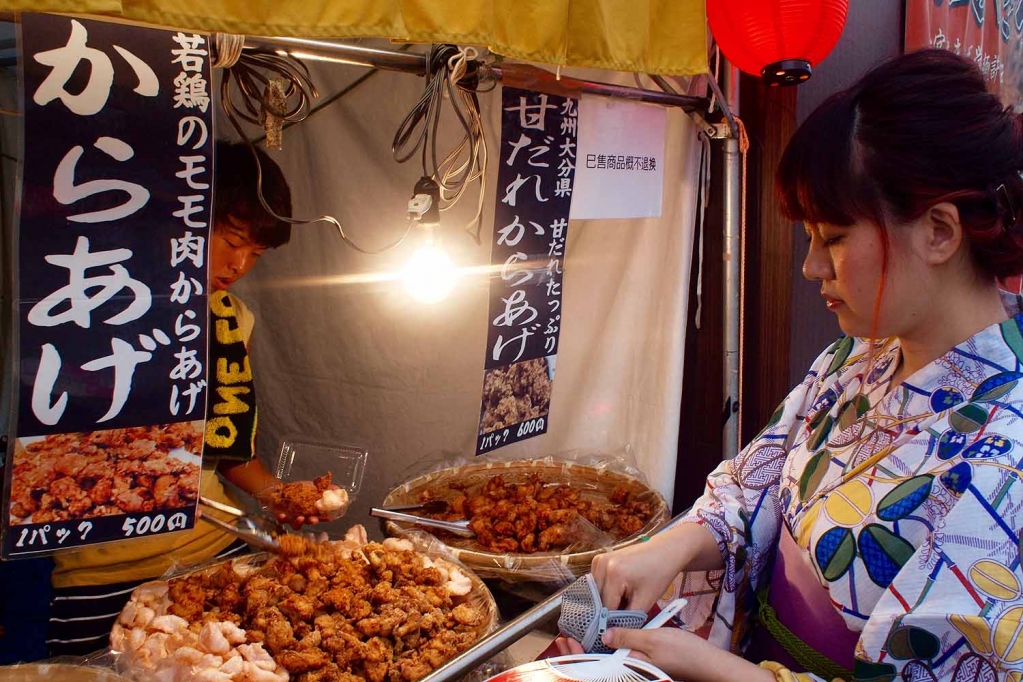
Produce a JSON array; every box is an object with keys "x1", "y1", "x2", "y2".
[
  {"x1": 708, "y1": 45, "x2": 721, "y2": 115},
  {"x1": 736, "y1": 116, "x2": 750, "y2": 443},
  {"x1": 694, "y1": 133, "x2": 712, "y2": 329}
]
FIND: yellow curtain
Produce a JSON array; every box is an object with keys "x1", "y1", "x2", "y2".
[{"x1": 0, "y1": 0, "x2": 707, "y2": 76}]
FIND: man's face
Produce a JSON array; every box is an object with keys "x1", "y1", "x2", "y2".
[{"x1": 209, "y1": 216, "x2": 267, "y2": 291}]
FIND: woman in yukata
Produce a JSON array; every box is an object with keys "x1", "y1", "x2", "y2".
[{"x1": 556, "y1": 49, "x2": 1023, "y2": 681}]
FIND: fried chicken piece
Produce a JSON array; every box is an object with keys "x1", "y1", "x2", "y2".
[
  {"x1": 314, "y1": 473, "x2": 333, "y2": 493},
  {"x1": 178, "y1": 467, "x2": 200, "y2": 497},
  {"x1": 141, "y1": 455, "x2": 181, "y2": 477},
  {"x1": 112, "y1": 486, "x2": 154, "y2": 513},
  {"x1": 538, "y1": 524, "x2": 573, "y2": 551},
  {"x1": 31, "y1": 508, "x2": 69, "y2": 523},
  {"x1": 361, "y1": 637, "x2": 394, "y2": 682},
  {"x1": 279, "y1": 592, "x2": 316, "y2": 622},
  {"x1": 363, "y1": 661, "x2": 389, "y2": 682},
  {"x1": 617, "y1": 514, "x2": 645, "y2": 536},
  {"x1": 297, "y1": 664, "x2": 345, "y2": 682},
  {"x1": 153, "y1": 475, "x2": 182, "y2": 508},
  {"x1": 122, "y1": 438, "x2": 158, "y2": 460},
  {"x1": 357, "y1": 605, "x2": 409, "y2": 638},
  {"x1": 264, "y1": 608, "x2": 296, "y2": 655},
  {"x1": 54, "y1": 453, "x2": 88, "y2": 477},
  {"x1": 88, "y1": 478, "x2": 114, "y2": 506},
  {"x1": 277, "y1": 647, "x2": 330, "y2": 674},
  {"x1": 50, "y1": 476, "x2": 93, "y2": 517},
  {"x1": 520, "y1": 533, "x2": 537, "y2": 553},
  {"x1": 324, "y1": 631, "x2": 365, "y2": 669},
  {"x1": 278, "y1": 534, "x2": 312, "y2": 558},
  {"x1": 168, "y1": 578, "x2": 207, "y2": 623},
  {"x1": 333, "y1": 674, "x2": 365, "y2": 682},
  {"x1": 396, "y1": 653, "x2": 434, "y2": 682},
  {"x1": 449, "y1": 604, "x2": 483, "y2": 627},
  {"x1": 9, "y1": 479, "x2": 39, "y2": 520}
]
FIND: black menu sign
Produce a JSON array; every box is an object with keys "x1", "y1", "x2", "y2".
[
  {"x1": 477, "y1": 87, "x2": 578, "y2": 454},
  {"x1": 4, "y1": 14, "x2": 214, "y2": 557}
]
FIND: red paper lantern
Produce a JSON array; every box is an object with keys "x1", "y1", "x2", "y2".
[{"x1": 707, "y1": 0, "x2": 850, "y2": 86}]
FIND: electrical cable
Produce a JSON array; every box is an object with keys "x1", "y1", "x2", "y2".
[
  {"x1": 252, "y1": 44, "x2": 417, "y2": 145},
  {"x1": 219, "y1": 47, "x2": 413, "y2": 255},
  {"x1": 391, "y1": 45, "x2": 494, "y2": 244}
]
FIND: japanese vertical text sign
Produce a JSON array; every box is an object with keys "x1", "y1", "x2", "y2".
[
  {"x1": 477, "y1": 87, "x2": 578, "y2": 455},
  {"x1": 4, "y1": 14, "x2": 214, "y2": 557}
]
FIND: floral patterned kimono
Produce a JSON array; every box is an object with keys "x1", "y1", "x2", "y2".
[{"x1": 682, "y1": 294, "x2": 1023, "y2": 681}]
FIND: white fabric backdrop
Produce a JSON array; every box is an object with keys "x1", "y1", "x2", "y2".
[{"x1": 218, "y1": 60, "x2": 701, "y2": 538}]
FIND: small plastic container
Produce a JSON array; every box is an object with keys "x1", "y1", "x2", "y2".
[{"x1": 261, "y1": 438, "x2": 368, "y2": 522}]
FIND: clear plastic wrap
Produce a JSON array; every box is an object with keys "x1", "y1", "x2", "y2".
[
  {"x1": 108, "y1": 524, "x2": 504, "y2": 682},
  {"x1": 380, "y1": 448, "x2": 670, "y2": 585},
  {"x1": 0, "y1": 661, "x2": 127, "y2": 682}
]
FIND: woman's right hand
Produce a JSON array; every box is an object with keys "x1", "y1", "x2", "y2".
[
  {"x1": 592, "y1": 522, "x2": 725, "y2": 611},
  {"x1": 591, "y1": 537, "x2": 685, "y2": 612}
]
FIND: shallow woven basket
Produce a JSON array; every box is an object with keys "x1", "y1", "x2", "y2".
[
  {"x1": 113, "y1": 544, "x2": 499, "y2": 679},
  {"x1": 382, "y1": 459, "x2": 671, "y2": 584}
]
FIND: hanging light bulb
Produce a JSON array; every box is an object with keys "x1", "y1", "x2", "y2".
[
  {"x1": 402, "y1": 235, "x2": 458, "y2": 304},
  {"x1": 401, "y1": 177, "x2": 460, "y2": 304}
]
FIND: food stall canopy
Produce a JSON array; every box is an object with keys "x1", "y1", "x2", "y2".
[{"x1": 0, "y1": 0, "x2": 708, "y2": 75}]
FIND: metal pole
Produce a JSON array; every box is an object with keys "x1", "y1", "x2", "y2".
[
  {"x1": 241, "y1": 37, "x2": 710, "y2": 113},
  {"x1": 243, "y1": 36, "x2": 429, "y2": 75},
  {"x1": 492, "y1": 64, "x2": 710, "y2": 112},
  {"x1": 722, "y1": 64, "x2": 741, "y2": 461}
]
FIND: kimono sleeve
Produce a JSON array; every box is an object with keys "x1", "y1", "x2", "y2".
[{"x1": 676, "y1": 339, "x2": 852, "y2": 650}]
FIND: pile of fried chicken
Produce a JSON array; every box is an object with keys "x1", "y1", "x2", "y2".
[
  {"x1": 421, "y1": 474, "x2": 654, "y2": 554},
  {"x1": 113, "y1": 527, "x2": 486, "y2": 682},
  {"x1": 10, "y1": 423, "x2": 202, "y2": 525}
]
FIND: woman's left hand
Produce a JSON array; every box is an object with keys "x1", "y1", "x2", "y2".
[{"x1": 553, "y1": 628, "x2": 774, "y2": 682}]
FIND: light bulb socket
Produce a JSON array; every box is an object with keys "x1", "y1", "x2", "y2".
[
  {"x1": 409, "y1": 176, "x2": 441, "y2": 225},
  {"x1": 761, "y1": 59, "x2": 812, "y2": 87}
]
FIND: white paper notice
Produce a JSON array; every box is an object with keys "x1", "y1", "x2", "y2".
[{"x1": 569, "y1": 96, "x2": 667, "y2": 220}]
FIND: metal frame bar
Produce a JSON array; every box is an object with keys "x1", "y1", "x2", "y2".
[
  {"x1": 720, "y1": 65, "x2": 741, "y2": 462},
  {"x1": 243, "y1": 36, "x2": 711, "y2": 113}
]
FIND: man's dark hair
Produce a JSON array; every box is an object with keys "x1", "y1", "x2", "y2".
[{"x1": 214, "y1": 140, "x2": 293, "y2": 248}]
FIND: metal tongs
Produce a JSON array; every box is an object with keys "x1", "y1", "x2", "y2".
[
  {"x1": 198, "y1": 496, "x2": 283, "y2": 553},
  {"x1": 370, "y1": 506, "x2": 475, "y2": 538}
]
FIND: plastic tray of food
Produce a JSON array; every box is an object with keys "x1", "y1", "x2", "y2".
[
  {"x1": 382, "y1": 458, "x2": 670, "y2": 584},
  {"x1": 111, "y1": 525, "x2": 498, "y2": 682},
  {"x1": 260, "y1": 438, "x2": 368, "y2": 523}
]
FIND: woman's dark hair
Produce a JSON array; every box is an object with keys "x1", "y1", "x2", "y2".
[
  {"x1": 778, "y1": 48, "x2": 1023, "y2": 280},
  {"x1": 214, "y1": 140, "x2": 293, "y2": 248}
]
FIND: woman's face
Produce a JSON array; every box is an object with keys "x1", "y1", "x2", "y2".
[{"x1": 802, "y1": 220, "x2": 928, "y2": 339}]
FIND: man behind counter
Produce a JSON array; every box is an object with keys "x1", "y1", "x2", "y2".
[{"x1": 40, "y1": 140, "x2": 314, "y2": 657}]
